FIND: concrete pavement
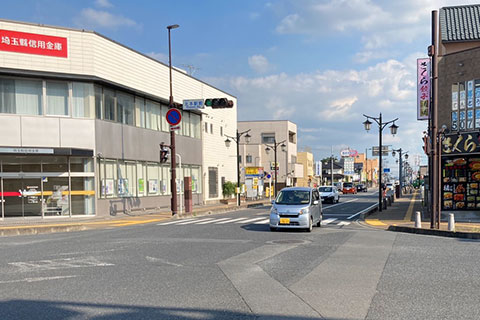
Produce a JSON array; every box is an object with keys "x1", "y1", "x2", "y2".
[
  {"x1": 363, "y1": 190, "x2": 480, "y2": 237},
  {"x1": 0, "y1": 199, "x2": 270, "y2": 237}
]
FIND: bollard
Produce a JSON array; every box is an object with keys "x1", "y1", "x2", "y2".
[
  {"x1": 415, "y1": 211, "x2": 422, "y2": 228},
  {"x1": 448, "y1": 213, "x2": 455, "y2": 232}
]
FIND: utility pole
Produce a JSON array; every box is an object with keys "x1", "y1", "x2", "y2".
[{"x1": 331, "y1": 146, "x2": 334, "y2": 186}]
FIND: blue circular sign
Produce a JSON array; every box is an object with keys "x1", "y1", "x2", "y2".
[{"x1": 166, "y1": 108, "x2": 182, "y2": 126}]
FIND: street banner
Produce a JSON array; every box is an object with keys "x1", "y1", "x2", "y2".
[{"x1": 417, "y1": 58, "x2": 430, "y2": 120}]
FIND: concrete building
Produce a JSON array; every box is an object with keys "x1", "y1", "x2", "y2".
[
  {"x1": 0, "y1": 19, "x2": 236, "y2": 220},
  {"x1": 435, "y1": 5, "x2": 480, "y2": 216},
  {"x1": 237, "y1": 120, "x2": 303, "y2": 193},
  {"x1": 354, "y1": 153, "x2": 379, "y2": 186},
  {"x1": 297, "y1": 151, "x2": 314, "y2": 187}
]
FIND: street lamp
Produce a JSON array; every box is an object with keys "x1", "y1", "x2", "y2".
[
  {"x1": 224, "y1": 130, "x2": 251, "y2": 206},
  {"x1": 167, "y1": 23, "x2": 179, "y2": 216},
  {"x1": 392, "y1": 148, "x2": 408, "y2": 198},
  {"x1": 363, "y1": 113, "x2": 399, "y2": 212},
  {"x1": 264, "y1": 138, "x2": 286, "y2": 197}
]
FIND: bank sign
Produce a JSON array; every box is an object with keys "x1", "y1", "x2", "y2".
[{"x1": 0, "y1": 29, "x2": 68, "y2": 58}]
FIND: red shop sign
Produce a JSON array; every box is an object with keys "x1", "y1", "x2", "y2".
[{"x1": 0, "y1": 29, "x2": 68, "y2": 58}]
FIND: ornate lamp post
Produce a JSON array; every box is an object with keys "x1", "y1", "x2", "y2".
[
  {"x1": 265, "y1": 139, "x2": 286, "y2": 197},
  {"x1": 224, "y1": 130, "x2": 251, "y2": 206},
  {"x1": 363, "y1": 113, "x2": 399, "y2": 212}
]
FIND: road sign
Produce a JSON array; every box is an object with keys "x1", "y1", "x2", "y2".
[
  {"x1": 166, "y1": 109, "x2": 182, "y2": 126},
  {"x1": 170, "y1": 125, "x2": 180, "y2": 131},
  {"x1": 183, "y1": 99, "x2": 204, "y2": 110},
  {"x1": 372, "y1": 146, "x2": 389, "y2": 156}
]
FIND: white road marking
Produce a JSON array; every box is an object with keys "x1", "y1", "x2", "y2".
[
  {"x1": 157, "y1": 219, "x2": 195, "y2": 225},
  {"x1": 196, "y1": 218, "x2": 222, "y2": 225},
  {"x1": 254, "y1": 219, "x2": 270, "y2": 224},
  {"x1": 323, "y1": 198, "x2": 357, "y2": 209},
  {"x1": 9, "y1": 257, "x2": 114, "y2": 272},
  {"x1": 176, "y1": 218, "x2": 214, "y2": 225},
  {"x1": 347, "y1": 203, "x2": 378, "y2": 220},
  {"x1": 146, "y1": 256, "x2": 183, "y2": 267},
  {"x1": 215, "y1": 217, "x2": 249, "y2": 224},
  {"x1": 337, "y1": 221, "x2": 351, "y2": 226},
  {"x1": 0, "y1": 275, "x2": 78, "y2": 284},
  {"x1": 236, "y1": 217, "x2": 265, "y2": 224},
  {"x1": 321, "y1": 218, "x2": 338, "y2": 226}
]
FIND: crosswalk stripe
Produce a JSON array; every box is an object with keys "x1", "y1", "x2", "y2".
[
  {"x1": 157, "y1": 219, "x2": 195, "y2": 226},
  {"x1": 176, "y1": 218, "x2": 213, "y2": 225},
  {"x1": 321, "y1": 218, "x2": 337, "y2": 226},
  {"x1": 254, "y1": 218, "x2": 270, "y2": 224},
  {"x1": 337, "y1": 221, "x2": 351, "y2": 226},
  {"x1": 194, "y1": 218, "x2": 219, "y2": 225},
  {"x1": 197, "y1": 217, "x2": 231, "y2": 224},
  {"x1": 215, "y1": 217, "x2": 249, "y2": 224},
  {"x1": 236, "y1": 217, "x2": 265, "y2": 224}
]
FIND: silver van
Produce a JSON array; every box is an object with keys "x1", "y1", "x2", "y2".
[{"x1": 269, "y1": 187, "x2": 322, "y2": 232}]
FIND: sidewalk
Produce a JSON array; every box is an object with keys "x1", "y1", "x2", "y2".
[
  {"x1": 363, "y1": 191, "x2": 480, "y2": 238},
  {"x1": 0, "y1": 199, "x2": 270, "y2": 237}
]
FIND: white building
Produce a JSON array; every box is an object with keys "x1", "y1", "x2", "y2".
[{"x1": 0, "y1": 19, "x2": 236, "y2": 219}]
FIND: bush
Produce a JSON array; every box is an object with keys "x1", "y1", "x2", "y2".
[{"x1": 223, "y1": 181, "x2": 236, "y2": 198}]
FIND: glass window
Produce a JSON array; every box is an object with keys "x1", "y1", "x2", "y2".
[
  {"x1": 43, "y1": 177, "x2": 70, "y2": 216},
  {"x1": 117, "y1": 92, "x2": 134, "y2": 125},
  {"x1": 72, "y1": 82, "x2": 94, "y2": 118},
  {"x1": 15, "y1": 79, "x2": 43, "y2": 115},
  {"x1": 262, "y1": 133, "x2": 276, "y2": 144},
  {"x1": 190, "y1": 113, "x2": 201, "y2": 139},
  {"x1": 191, "y1": 166, "x2": 201, "y2": 194},
  {"x1": 162, "y1": 165, "x2": 170, "y2": 195},
  {"x1": 42, "y1": 156, "x2": 68, "y2": 172},
  {"x1": 161, "y1": 105, "x2": 169, "y2": 132},
  {"x1": 70, "y1": 157, "x2": 94, "y2": 172},
  {"x1": 104, "y1": 88, "x2": 115, "y2": 121},
  {"x1": 136, "y1": 162, "x2": 146, "y2": 197},
  {"x1": 204, "y1": 122, "x2": 208, "y2": 133},
  {"x1": 182, "y1": 111, "x2": 190, "y2": 137},
  {"x1": 46, "y1": 81, "x2": 69, "y2": 116},
  {"x1": 71, "y1": 177, "x2": 95, "y2": 215},
  {"x1": 210, "y1": 123, "x2": 213, "y2": 134},
  {"x1": 135, "y1": 97, "x2": 146, "y2": 128},
  {"x1": 176, "y1": 166, "x2": 184, "y2": 194},
  {"x1": 95, "y1": 85, "x2": 103, "y2": 119},
  {"x1": 220, "y1": 126, "x2": 223, "y2": 137},
  {"x1": 246, "y1": 155, "x2": 253, "y2": 163},
  {"x1": 104, "y1": 160, "x2": 117, "y2": 198},
  {"x1": 147, "y1": 163, "x2": 160, "y2": 196},
  {"x1": 146, "y1": 99, "x2": 160, "y2": 130},
  {"x1": 0, "y1": 78, "x2": 15, "y2": 114}
]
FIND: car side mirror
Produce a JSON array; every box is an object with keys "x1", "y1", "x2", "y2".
[{"x1": 313, "y1": 200, "x2": 319, "y2": 205}]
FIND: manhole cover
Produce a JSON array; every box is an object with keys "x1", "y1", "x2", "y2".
[{"x1": 268, "y1": 239, "x2": 310, "y2": 245}]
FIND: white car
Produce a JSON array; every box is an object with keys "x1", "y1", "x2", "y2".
[{"x1": 318, "y1": 185, "x2": 340, "y2": 204}]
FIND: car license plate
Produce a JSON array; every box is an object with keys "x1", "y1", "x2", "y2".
[{"x1": 279, "y1": 218, "x2": 290, "y2": 225}]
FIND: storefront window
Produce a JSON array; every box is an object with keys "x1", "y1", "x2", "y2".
[
  {"x1": 70, "y1": 158, "x2": 94, "y2": 172},
  {"x1": 191, "y1": 166, "x2": 201, "y2": 194},
  {"x1": 162, "y1": 165, "x2": 170, "y2": 195},
  {"x1": 443, "y1": 156, "x2": 480, "y2": 210},
  {"x1": 46, "y1": 81, "x2": 69, "y2": 116},
  {"x1": 0, "y1": 78, "x2": 15, "y2": 114},
  {"x1": 104, "y1": 88, "x2": 115, "y2": 121},
  {"x1": 147, "y1": 163, "x2": 160, "y2": 196},
  {"x1": 71, "y1": 177, "x2": 95, "y2": 215},
  {"x1": 135, "y1": 97, "x2": 146, "y2": 128},
  {"x1": 42, "y1": 157, "x2": 68, "y2": 172},
  {"x1": 103, "y1": 160, "x2": 117, "y2": 198},
  {"x1": 72, "y1": 82, "x2": 94, "y2": 118},
  {"x1": 136, "y1": 162, "x2": 146, "y2": 197},
  {"x1": 15, "y1": 79, "x2": 43, "y2": 115},
  {"x1": 117, "y1": 92, "x2": 134, "y2": 125},
  {"x1": 43, "y1": 177, "x2": 70, "y2": 216}
]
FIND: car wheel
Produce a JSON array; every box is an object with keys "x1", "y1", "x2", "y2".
[
  {"x1": 270, "y1": 227, "x2": 277, "y2": 232},
  {"x1": 306, "y1": 216, "x2": 313, "y2": 232}
]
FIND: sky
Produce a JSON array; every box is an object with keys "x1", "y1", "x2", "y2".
[{"x1": 2, "y1": 0, "x2": 478, "y2": 177}]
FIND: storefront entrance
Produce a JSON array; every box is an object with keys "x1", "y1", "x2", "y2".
[{"x1": 2, "y1": 178, "x2": 42, "y2": 218}]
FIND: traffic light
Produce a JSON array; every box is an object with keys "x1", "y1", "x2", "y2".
[
  {"x1": 160, "y1": 143, "x2": 169, "y2": 163},
  {"x1": 204, "y1": 98, "x2": 234, "y2": 108}
]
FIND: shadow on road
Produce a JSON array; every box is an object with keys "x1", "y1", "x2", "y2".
[
  {"x1": 241, "y1": 224, "x2": 310, "y2": 233},
  {"x1": 0, "y1": 299, "x2": 354, "y2": 319}
]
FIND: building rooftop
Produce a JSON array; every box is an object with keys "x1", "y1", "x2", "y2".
[{"x1": 440, "y1": 5, "x2": 480, "y2": 42}]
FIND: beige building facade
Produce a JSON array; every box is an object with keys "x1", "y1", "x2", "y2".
[{"x1": 297, "y1": 152, "x2": 314, "y2": 187}]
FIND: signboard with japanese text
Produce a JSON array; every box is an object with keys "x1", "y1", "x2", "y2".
[
  {"x1": 315, "y1": 161, "x2": 322, "y2": 176},
  {"x1": 442, "y1": 132, "x2": 480, "y2": 155},
  {"x1": 467, "y1": 80, "x2": 474, "y2": 108},
  {"x1": 417, "y1": 58, "x2": 430, "y2": 120},
  {"x1": 0, "y1": 29, "x2": 67, "y2": 58},
  {"x1": 183, "y1": 99, "x2": 204, "y2": 110},
  {"x1": 372, "y1": 146, "x2": 389, "y2": 156},
  {"x1": 460, "y1": 111, "x2": 466, "y2": 130},
  {"x1": 460, "y1": 83, "x2": 466, "y2": 109},
  {"x1": 245, "y1": 167, "x2": 264, "y2": 177}
]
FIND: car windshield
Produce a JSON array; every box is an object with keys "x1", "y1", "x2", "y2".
[
  {"x1": 275, "y1": 190, "x2": 310, "y2": 205},
  {"x1": 319, "y1": 187, "x2": 332, "y2": 192},
  {"x1": 344, "y1": 183, "x2": 353, "y2": 188}
]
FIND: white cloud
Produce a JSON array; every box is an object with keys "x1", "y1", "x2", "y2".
[
  {"x1": 95, "y1": 0, "x2": 113, "y2": 8},
  {"x1": 248, "y1": 55, "x2": 272, "y2": 74},
  {"x1": 74, "y1": 8, "x2": 137, "y2": 30}
]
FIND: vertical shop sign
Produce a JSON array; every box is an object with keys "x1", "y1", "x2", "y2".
[
  {"x1": 460, "y1": 111, "x2": 466, "y2": 130},
  {"x1": 475, "y1": 80, "x2": 480, "y2": 107},
  {"x1": 452, "y1": 112, "x2": 458, "y2": 131},
  {"x1": 467, "y1": 80, "x2": 474, "y2": 108},
  {"x1": 467, "y1": 109, "x2": 474, "y2": 129},
  {"x1": 417, "y1": 58, "x2": 430, "y2": 120},
  {"x1": 476, "y1": 109, "x2": 480, "y2": 129},
  {"x1": 460, "y1": 82, "x2": 466, "y2": 109}
]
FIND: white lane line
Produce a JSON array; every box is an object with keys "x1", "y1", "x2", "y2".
[
  {"x1": 321, "y1": 218, "x2": 338, "y2": 226},
  {"x1": 0, "y1": 275, "x2": 78, "y2": 284},
  {"x1": 176, "y1": 218, "x2": 214, "y2": 225},
  {"x1": 194, "y1": 218, "x2": 219, "y2": 225},
  {"x1": 337, "y1": 221, "x2": 351, "y2": 226},
  {"x1": 157, "y1": 219, "x2": 195, "y2": 226},
  {"x1": 323, "y1": 198, "x2": 358, "y2": 209},
  {"x1": 254, "y1": 218, "x2": 270, "y2": 224},
  {"x1": 236, "y1": 217, "x2": 265, "y2": 224},
  {"x1": 199, "y1": 217, "x2": 232, "y2": 224},
  {"x1": 347, "y1": 203, "x2": 378, "y2": 220},
  {"x1": 215, "y1": 217, "x2": 249, "y2": 224}
]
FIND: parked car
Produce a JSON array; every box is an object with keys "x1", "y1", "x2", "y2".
[
  {"x1": 270, "y1": 187, "x2": 322, "y2": 232},
  {"x1": 356, "y1": 184, "x2": 367, "y2": 192},
  {"x1": 318, "y1": 185, "x2": 340, "y2": 203},
  {"x1": 342, "y1": 182, "x2": 357, "y2": 194}
]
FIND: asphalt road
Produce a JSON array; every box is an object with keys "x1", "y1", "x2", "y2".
[{"x1": 1, "y1": 192, "x2": 480, "y2": 320}]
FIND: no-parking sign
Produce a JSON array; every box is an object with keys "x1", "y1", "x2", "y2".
[{"x1": 166, "y1": 109, "x2": 182, "y2": 126}]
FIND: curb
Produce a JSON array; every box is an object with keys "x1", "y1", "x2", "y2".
[
  {"x1": 0, "y1": 225, "x2": 88, "y2": 237},
  {"x1": 388, "y1": 225, "x2": 480, "y2": 239}
]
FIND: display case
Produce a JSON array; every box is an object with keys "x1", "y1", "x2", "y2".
[{"x1": 442, "y1": 156, "x2": 480, "y2": 210}]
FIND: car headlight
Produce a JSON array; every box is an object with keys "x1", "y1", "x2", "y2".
[{"x1": 299, "y1": 208, "x2": 309, "y2": 215}]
